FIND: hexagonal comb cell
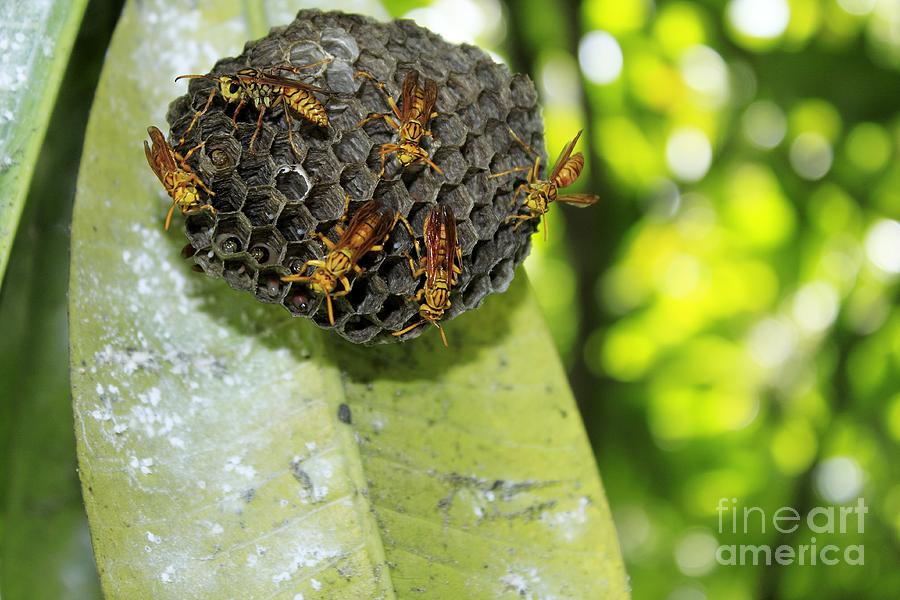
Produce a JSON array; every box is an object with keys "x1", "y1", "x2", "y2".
[
  {"x1": 274, "y1": 165, "x2": 311, "y2": 202},
  {"x1": 213, "y1": 213, "x2": 252, "y2": 257},
  {"x1": 166, "y1": 9, "x2": 547, "y2": 344},
  {"x1": 248, "y1": 227, "x2": 286, "y2": 267},
  {"x1": 242, "y1": 188, "x2": 286, "y2": 227}
]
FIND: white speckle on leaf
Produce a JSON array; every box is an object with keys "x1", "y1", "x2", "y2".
[
  {"x1": 210, "y1": 523, "x2": 224, "y2": 535},
  {"x1": 273, "y1": 571, "x2": 291, "y2": 583},
  {"x1": 311, "y1": 579, "x2": 322, "y2": 591},
  {"x1": 147, "y1": 531, "x2": 161, "y2": 544},
  {"x1": 160, "y1": 565, "x2": 175, "y2": 583},
  {"x1": 224, "y1": 455, "x2": 257, "y2": 479}
]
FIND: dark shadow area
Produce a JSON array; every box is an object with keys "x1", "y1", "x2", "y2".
[{"x1": 320, "y1": 268, "x2": 528, "y2": 383}]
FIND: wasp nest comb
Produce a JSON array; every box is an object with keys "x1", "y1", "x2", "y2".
[{"x1": 166, "y1": 9, "x2": 545, "y2": 344}]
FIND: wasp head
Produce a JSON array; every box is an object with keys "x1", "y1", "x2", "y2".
[
  {"x1": 419, "y1": 304, "x2": 445, "y2": 322},
  {"x1": 524, "y1": 183, "x2": 552, "y2": 213},
  {"x1": 217, "y1": 75, "x2": 243, "y2": 102},
  {"x1": 398, "y1": 143, "x2": 428, "y2": 166},
  {"x1": 307, "y1": 269, "x2": 337, "y2": 296}
]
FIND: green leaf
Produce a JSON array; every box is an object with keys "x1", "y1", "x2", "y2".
[
  {"x1": 0, "y1": 0, "x2": 88, "y2": 288},
  {"x1": 69, "y1": 1, "x2": 628, "y2": 597}
]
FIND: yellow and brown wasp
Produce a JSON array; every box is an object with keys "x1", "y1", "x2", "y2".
[
  {"x1": 491, "y1": 129, "x2": 599, "y2": 240},
  {"x1": 175, "y1": 59, "x2": 333, "y2": 155},
  {"x1": 143, "y1": 126, "x2": 215, "y2": 231},
  {"x1": 356, "y1": 70, "x2": 444, "y2": 178},
  {"x1": 281, "y1": 199, "x2": 411, "y2": 325},
  {"x1": 392, "y1": 204, "x2": 462, "y2": 347}
]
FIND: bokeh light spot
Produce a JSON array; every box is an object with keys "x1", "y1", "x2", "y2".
[
  {"x1": 679, "y1": 45, "x2": 730, "y2": 107},
  {"x1": 593, "y1": 322, "x2": 658, "y2": 381},
  {"x1": 674, "y1": 530, "x2": 718, "y2": 576},
  {"x1": 771, "y1": 419, "x2": 818, "y2": 475},
  {"x1": 864, "y1": 219, "x2": 900, "y2": 274},
  {"x1": 845, "y1": 122, "x2": 892, "y2": 172},
  {"x1": 654, "y1": 2, "x2": 708, "y2": 57},
  {"x1": 724, "y1": 164, "x2": 795, "y2": 248},
  {"x1": 405, "y1": 0, "x2": 503, "y2": 45},
  {"x1": 540, "y1": 52, "x2": 581, "y2": 106},
  {"x1": 727, "y1": 0, "x2": 790, "y2": 39},
  {"x1": 578, "y1": 30, "x2": 624, "y2": 85},
  {"x1": 742, "y1": 100, "x2": 787, "y2": 149},
  {"x1": 838, "y1": 0, "x2": 877, "y2": 16},
  {"x1": 583, "y1": 0, "x2": 649, "y2": 35},
  {"x1": 748, "y1": 317, "x2": 796, "y2": 368},
  {"x1": 789, "y1": 132, "x2": 833, "y2": 180},
  {"x1": 792, "y1": 281, "x2": 840, "y2": 333},
  {"x1": 815, "y1": 456, "x2": 864, "y2": 503},
  {"x1": 790, "y1": 99, "x2": 843, "y2": 141},
  {"x1": 666, "y1": 127, "x2": 713, "y2": 182}
]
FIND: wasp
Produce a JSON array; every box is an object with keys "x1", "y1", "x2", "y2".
[
  {"x1": 143, "y1": 126, "x2": 215, "y2": 231},
  {"x1": 281, "y1": 199, "x2": 412, "y2": 325},
  {"x1": 491, "y1": 129, "x2": 599, "y2": 240},
  {"x1": 356, "y1": 70, "x2": 444, "y2": 178},
  {"x1": 175, "y1": 59, "x2": 333, "y2": 155},
  {"x1": 392, "y1": 204, "x2": 462, "y2": 347}
]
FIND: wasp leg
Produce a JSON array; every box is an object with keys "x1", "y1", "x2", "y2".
[
  {"x1": 489, "y1": 165, "x2": 531, "y2": 180},
  {"x1": 282, "y1": 97, "x2": 303, "y2": 161},
  {"x1": 322, "y1": 273, "x2": 356, "y2": 324},
  {"x1": 435, "y1": 322, "x2": 448, "y2": 348},
  {"x1": 164, "y1": 199, "x2": 179, "y2": 231},
  {"x1": 507, "y1": 126, "x2": 539, "y2": 157},
  {"x1": 183, "y1": 204, "x2": 217, "y2": 218},
  {"x1": 312, "y1": 230, "x2": 336, "y2": 251},
  {"x1": 378, "y1": 143, "x2": 401, "y2": 178},
  {"x1": 404, "y1": 253, "x2": 426, "y2": 279},
  {"x1": 506, "y1": 213, "x2": 537, "y2": 229},
  {"x1": 272, "y1": 58, "x2": 332, "y2": 76},
  {"x1": 419, "y1": 156, "x2": 444, "y2": 176},
  {"x1": 392, "y1": 318, "x2": 426, "y2": 338},
  {"x1": 508, "y1": 183, "x2": 528, "y2": 208},
  {"x1": 357, "y1": 112, "x2": 400, "y2": 132},
  {"x1": 281, "y1": 259, "x2": 326, "y2": 282},
  {"x1": 355, "y1": 71, "x2": 404, "y2": 121},
  {"x1": 178, "y1": 87, "x2": 217, "y2": 148},
  {"x1": 249, "y1": 104, "x2": 267, "y2": 154},
  {"x1": 231, "y1": 98, "x2": 246, "y2": 125},
  {"x1": 178, "y1": 140, "x2": 205, "y2": 163},
  {"x1": 395, "y1": 213, "x2": 421, "y2": 266}
]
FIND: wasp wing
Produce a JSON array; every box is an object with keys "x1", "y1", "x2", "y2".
[
  {"x1": 399, "y1": 70, "x2": 419, "y2": 121},
  {"x1": 237, "y1": 71, "x2": 333, "y2": 95},
  {"x1": 424, "y1": 204, "x2": 457, "y2": 289},
  {"x1": 556, "y1": 193, "x2": 599, "y2": 207},
  {"x1": 337, "y1": 200, "x2": 396, "y2": 261},
  {"x1": 144, "y1": 126, "x2": 176, "y2": 184},
  {"x1": 420, "y1": 78, "x2": 439, "y2": 126},
  {"x1": 549, "y1": 130, "x2": 583, "y2": 183}
]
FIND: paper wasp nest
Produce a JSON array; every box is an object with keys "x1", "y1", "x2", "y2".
[{"x1": 167, "y1": 9, "x2": 544, "y2": 344}]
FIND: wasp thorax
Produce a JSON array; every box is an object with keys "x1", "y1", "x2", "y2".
[{"x1": 168, "y1": 9, "x2": 545, "y2": 344}]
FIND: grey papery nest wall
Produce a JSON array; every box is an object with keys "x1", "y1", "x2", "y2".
[{"x1": 167, "y1": 9, "x2": 545, "y2": 344}]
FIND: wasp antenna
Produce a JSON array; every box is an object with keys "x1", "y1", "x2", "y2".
[
  {"x1": 325, "y1": 294, "x2": 335, "y2": 325},
  {"x1": 435, "y1": 322, "x2": 448, "y2": 348},
  {"x1": 174, "y1": 74, "x2": 212, "y2": 82},
  {"x1": 164, "y1": 200, "x2": 177, "y2": 231}
]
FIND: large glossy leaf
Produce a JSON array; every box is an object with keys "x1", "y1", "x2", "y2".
[
  {"x1": 69, "y1": 1, "x2": 628, "y2": 597},
  {"x1": 0, "y1": 0, "x2": 88, "y2": 288}
]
